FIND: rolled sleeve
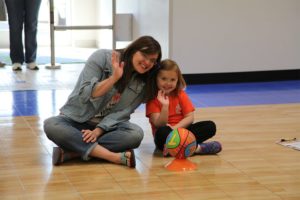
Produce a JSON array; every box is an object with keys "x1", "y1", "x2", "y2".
[
  {"x1": 78, "y1": 76, "x2": 99, "y2": 104},
  {"x1": 77, "y1": 50, "x2": 112, "y2": 105}
]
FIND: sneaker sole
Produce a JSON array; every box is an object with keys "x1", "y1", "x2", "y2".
[{"x1": 27, "y1": 66, "x2": 39, "y2": 70}]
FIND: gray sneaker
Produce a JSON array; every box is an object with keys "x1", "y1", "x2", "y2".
[
  {"x1": 26, "y1": 62, "x2": 39, "y2": 70},
  {"x1": 12, "y1": 63, "x2": 22, "y2": 71}
]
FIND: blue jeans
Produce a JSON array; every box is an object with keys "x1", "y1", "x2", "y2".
[
  {"x1": 44, "y1": 115, "x2": 144, "y2": 161},
  {"x1": 5, "y1": 0, "x2": 41, "y2": 64}
]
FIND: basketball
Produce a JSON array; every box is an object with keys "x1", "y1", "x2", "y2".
[{"x1": 165, "y1": 128, "x2": 197, "y2": 159}]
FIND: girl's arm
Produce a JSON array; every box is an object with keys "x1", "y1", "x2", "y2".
[
  {"x1": 149, "y1": 104, "x2": 169, "y2": 128},
  {"x1": 149, "y1": 90, "x2": 169, "y2": 128},
  {"x1": 170, "y1": 112, "x2": 194, "y2": 130}
]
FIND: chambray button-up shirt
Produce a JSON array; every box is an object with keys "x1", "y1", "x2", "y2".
[{"x1": 60, "y1": 49, "x2": 145, "y2": 131}]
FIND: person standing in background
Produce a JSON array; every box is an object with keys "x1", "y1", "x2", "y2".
[
  {"x1": 0, "y1": 0, "x2": 6, "y2": 67},
  {"x1": 5, "y1": 0, "x2": 41, "y2": 71}
]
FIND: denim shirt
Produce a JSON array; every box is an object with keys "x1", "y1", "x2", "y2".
[{"x1": 60, "y1": 49, "x2": 145, "y2": 131}]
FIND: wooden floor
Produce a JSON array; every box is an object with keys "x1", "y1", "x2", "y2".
[
  {"x1": 0, "y1": 65, "x2": 300, "y2": 199},
  {"x1": 1, "y1": 104, "x2": 299, "y2": 199}
]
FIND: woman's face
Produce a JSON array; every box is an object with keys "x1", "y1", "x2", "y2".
[{"x1": 132, "y1": 51, "x2": 159, "y2": 74}]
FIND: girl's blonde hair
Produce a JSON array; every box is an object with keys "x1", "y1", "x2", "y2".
[{"x1": 147, "y1": 59, "x2": 186, "y2": 100}]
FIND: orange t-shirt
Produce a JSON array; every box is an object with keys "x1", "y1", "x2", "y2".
[{"x1": 146, "y1": 90, "x2": 195, "y2": 135}]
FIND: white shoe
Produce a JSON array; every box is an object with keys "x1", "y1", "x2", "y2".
[
  {"x1": 12, "y1": 63, "x2": 22, "y2": 71},
  {"x1": 26, "y1": 62, "x2": 39, "y2": 70}
]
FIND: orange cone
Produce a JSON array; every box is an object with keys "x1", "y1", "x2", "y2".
[{"x1": 165, "y1": 158, "x2": 197, "y2": 171}]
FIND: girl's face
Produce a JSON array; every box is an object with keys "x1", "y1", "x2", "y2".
[
  {"x1": 156, "y1": 69, "x2": 178, "y2": 95},
  {"x1": 132, "y1": 51, "x2": 159, "y2": 74}
]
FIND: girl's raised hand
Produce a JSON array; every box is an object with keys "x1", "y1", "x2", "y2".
[
  {"x1": 157, "y1": 90, "x2": 169, "y2": 106},
  {"x1": 111, "y1": 51, "x2": 124, "y2": 80}
]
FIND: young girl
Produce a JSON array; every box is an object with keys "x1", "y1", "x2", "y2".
[{"x1": 146, "y1": 59, "x2": 222, "y2": 156}]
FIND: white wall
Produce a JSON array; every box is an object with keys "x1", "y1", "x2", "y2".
[
  {"x1": 0, "y1": 22, "x2": 9, "y2": 48},
  {"x1": 117, "y1": 0, "x2": 169, "y2": 59},
  {"x1": 2, "y1": 0, "x2": 299, "y2": 75},
  {"x1": 170, "y1": 0, "x2": 300, "y2": 74},
  {"x1": 71, "y1": 0, "x2": 98, "y2": 47},
  {"x1": 95, "y1": 0, "x2": 169, "y2": 53}
]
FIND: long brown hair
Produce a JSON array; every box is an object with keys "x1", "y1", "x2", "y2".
[
  {"x1": 147, "y1": 59, "x2": 186, "y2": 101},
  {"x1": 115, "y1": 36, "x2": 162, "y2": 93}
]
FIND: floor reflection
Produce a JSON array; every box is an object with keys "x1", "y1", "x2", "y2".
[
  {"x1": 1, "y1": 90, "x2": 71, "y2": 117},
  {"x1": 1, "y1": 80, "x2": 300, "y2": 117}
]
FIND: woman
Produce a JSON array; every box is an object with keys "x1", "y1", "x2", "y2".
[{"x1": 44, "y1": 36, "x2": 162, "y2": 168}]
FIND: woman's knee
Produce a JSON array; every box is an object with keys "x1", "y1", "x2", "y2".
[
  {"x1": 132, "y1": 125, "x2": 144, "y2": 146},
  {"x1": 43, "y1": 116, "x2": 68, "y2": 142},
  {"x1": 124, "y1": 123, "x2": 144, "y2": 147},
  {"x1": 43, "y1": 117, "x2": 58, "y2": 138}
]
